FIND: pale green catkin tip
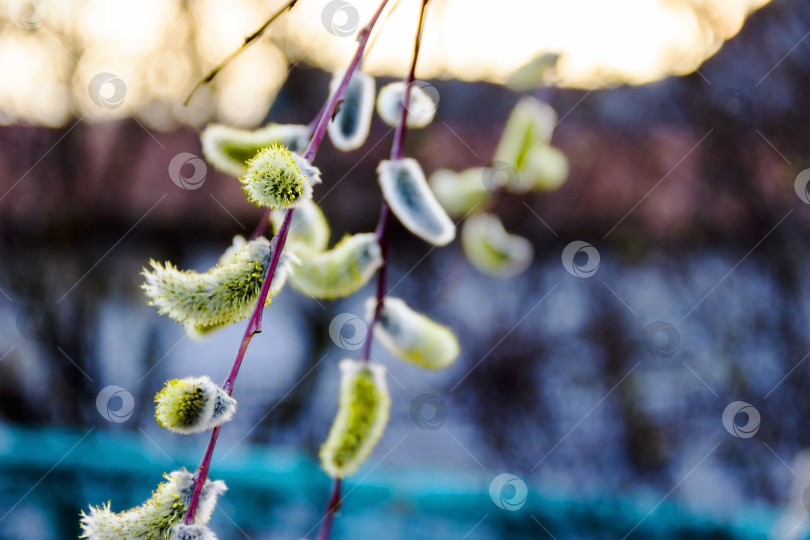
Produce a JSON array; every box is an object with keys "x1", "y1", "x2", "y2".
[
  {"x1": 240, "y1": 143, "x2": 316, "y2": 209},
  {"x1": 201, "y1": 123, "x2": 310, "y2": 177},
  {"x1": 369, "y1": 296, "x2": 460, "y2": 370},
  {"x1": 461, "y1": 213, "x2": 534, "y2": 277},
  {"x1": 141, "y1": 236, "x2": 290, "y2": 332},
  {"x1": 79, "y1": 469, "x2": 227, "y2": 540},
  {"x1": 493, "y1": 96, "x2": 558, "y2": 180},
  {"x1": 270, "y1": 199, "x2": 331, "y2": 252},
  {"x1": 288, "y1": 233, "x2": 381, "y2": 299},
  {"x1": 377, "y1": 158, "x2": 455, "y2": 247},
  {"x1": 319, "y1": 359, "x2": 390, "y2": 478},
  {"x1": 154, "y1": 375, "x2": 236, "y2": 435}
]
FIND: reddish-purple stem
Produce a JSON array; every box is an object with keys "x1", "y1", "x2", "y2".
[
  {"x1": 360, "y1": 0, "x2": 429, "y2": 363},
  {"x1": 183, "y1": 0, "x2": 391, "y2": 525},
  {"x1": 316, "y1": 477, "x2": 343, "y2": 540}
]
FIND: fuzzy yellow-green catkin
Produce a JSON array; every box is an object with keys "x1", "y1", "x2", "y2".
[
  {"x1": 270, "y1": 199, "x2": 331, "y2": 252},
  {"x1": 288, "y1": 233, "x2": 381, "y2": 299},
  {"x1": 369, "y1": 297, "x2": 460, "y2": 370},
  {"x1": 461, "y1": 213, "x2": 534, "y2": 277},
  {"x1": 201, "y1": 123, "x2": 310, "y2": 177},
  {"x1": 141, "y1": 237, "x2": 289, "y2": 333},
  {"x1": 240, "y1": 144, "x2": 320, "y2": 209},
  {"x1": 80, "y1": 470, "x2": 226, "y2": 540},
  {"x1": 327, "y1": 70, "x2": 375, "y2": 152},
  {"x1": 319, "y1": 360, "x2": 390, "y2": 478},
  {"x1": 493, "y1": 97, "x2": 557, "y2": 177},
  {"x1": 154, "y1": 376, "x2": 236, "y2": 435},
  {"x1": 377, "y1": 158, "x2": 455, "y2": 246},
  {"x1": 376, "y1": 81, "x2": 437, "y2": 128}
]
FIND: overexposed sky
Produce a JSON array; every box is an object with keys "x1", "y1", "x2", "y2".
[{"x1": 0, "y1": 0, "x2": 771, "y2": 128}]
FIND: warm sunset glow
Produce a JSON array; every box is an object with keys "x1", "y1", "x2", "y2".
[{"x1": 0, "y1": 0, "x2": 771, "y2": 128}]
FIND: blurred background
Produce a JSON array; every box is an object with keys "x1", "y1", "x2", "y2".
[{"x1": 1, "y1": 0, "x2": 810, "y2": 538}]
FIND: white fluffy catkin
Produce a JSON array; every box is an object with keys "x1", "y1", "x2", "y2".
[
  {"x1": 369, "y1": 297, "x2": 460, "y2": 370},
  {"x1": 327, "y1": 70, "x2": 375, "y2": 151},
  {"x1": 377, "y1": 158, "x2": 455, "y2": 246},
  {"x1": 80, "y1": 470, "x2": 226, "y2": 540}
]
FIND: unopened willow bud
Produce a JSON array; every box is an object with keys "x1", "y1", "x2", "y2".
[
  {"x1": 493, "y1": 97, "x2": 557, "y2": 176},
  {"x1": 288, "y1": 233, "x2": 381, "y2": 299},
  {"x1": 328, "y1": 70, "x2": 375, "y2": 152},
  {"x1": 429, "y1": 168, "x2": 491, "y2": 217},
  {"x1": 240, "y1": 144, "x2": 320, "y2": 209},
  {"x1": 142, "y1": 237, "x2": 290, "y2": 332},
  {"x1": 171, "y1": 523, "x2": 219, "y2": 540},
  {"x1": 461, "y1": 213, "x2": 533, "y2": 277},
  {"x1": 201, "y1": 123, "x2": 310, "y2": 176},
  {"x1": 369, "y1": 297, "x2": 459, "y2": 370},
  {"x1": 155, "y1": 376, "x2": 236, "y2": 435},
  {"x1": 376, "y1": 82, "x2": 437, "y2": 128},
  {"x1": 378, "y1": 158, "x2": 455, "y2": 246},
  {"x1": 320, "y1": 360, "x2": 390, "y2": 478},
  {"x1": 523, "y1": 144, "x2": 569, "y2": 191},
  {"x1": 270, "y1": 199, "x2": 330, "y2": 252},
  {"x1": 80, "y1": 470, "x2": 226, "y2": 540}
]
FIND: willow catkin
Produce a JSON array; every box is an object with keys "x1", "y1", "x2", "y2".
[
  {"x1": 377, "y1": 158, "x2": 455, "y2": 246},
  {"x1": 201, "y1": 123, "x2": 310, "y2": 177},
  {"x1": 270, "y1": 199, "x2": 331, "y2": 252},
  {"x1": 154, "y1": 376, "x2": 236, "y2": 435},
  {"x1": 376, "y1": 81, "x2": 437, "y2": 128},
  {"x1": 461, "y1": 213, "x2": 534, "y2": 277},
  {"x1": 327, "y1": 70, "x2": 375, "y2": 152},
  {"x1": 141, "y1": 237, "x2": 290, "y2": 333},
  {"x1": 288, "y1": 233, "x2": 381, "y2": 299},
  {"x1": 240, "y1": 144, "x2": 320, "y2": 209},
  {"x1": 429, "y1": 167, "x2": 491, "y2": 217},
  {"x1": 170, "y1": 524, "x2": 219, "y2": 540},
  {"x1": 370, "y1": 297, "x2": 460, "y2": 370},
  {"x1": 80, "y1": 470, "x2": 226, "y2": 540},
  {"x1": 319, "y1": 359, "x2": 390, "y2": 478},
  {"x1": 493, "y1": 97, "x2": 557, "y2": 183}
]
